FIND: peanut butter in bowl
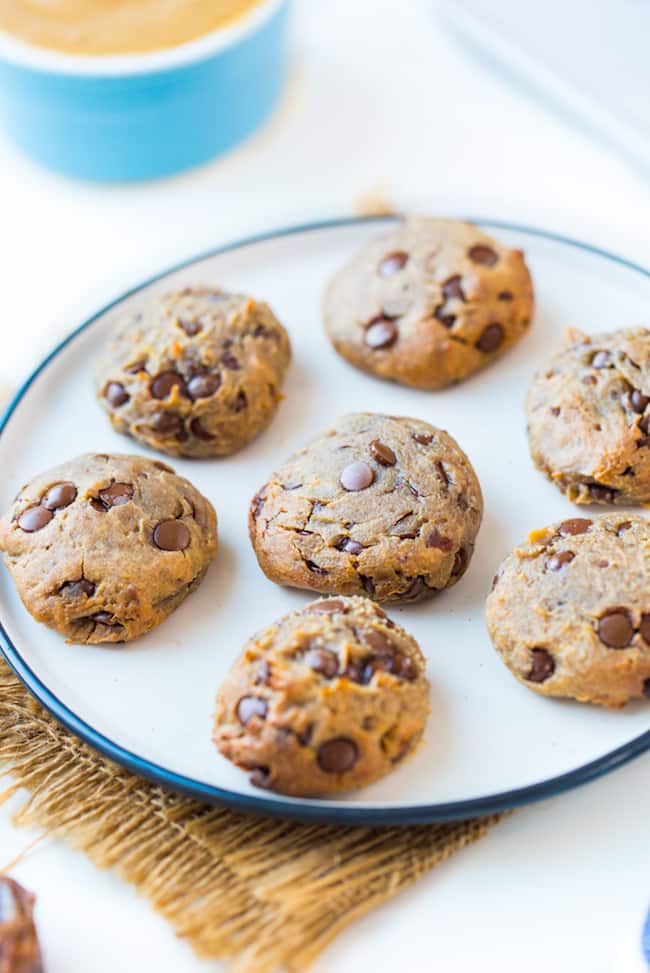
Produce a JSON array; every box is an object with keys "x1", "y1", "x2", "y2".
[{"x1": 0, "y1": 0, "x2": 266, "y2": 55}]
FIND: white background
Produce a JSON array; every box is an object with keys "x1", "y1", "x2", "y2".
[{"x1": 1, "y1": 1, "x2": 649, "y2": 970}]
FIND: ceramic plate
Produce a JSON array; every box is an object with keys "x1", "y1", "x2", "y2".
[{"x1": 1, "y1": 217, "x2": 650, "y2": 825}]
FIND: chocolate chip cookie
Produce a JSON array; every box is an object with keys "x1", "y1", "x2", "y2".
[
  {"x1": 249, "y1": 413, "x2": 483, "y2": 602},
  {"x1": 323, "y1": 217, "x2": 534, "y2": 389},
  {"x1": 527, "y1": 327, "x2": 650, "y2": 505},
  {"x1": 213, "y1": 596, "x2": 430, "y2": 796},
  {"x1": 0, "y1": 453, "x2": 217, "y2": 644},
  {"x1": 485, "y1": 514, "x2": 650, "y2": 707},
  {"x1": 95, "y1": 286, "x2": 291, "y2": 458}
]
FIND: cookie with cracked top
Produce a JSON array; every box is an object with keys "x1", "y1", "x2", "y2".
[
  {"x1": 0, "y1": 453, "x2": 217, "y2": 644},
  {"x1": 486, "y1": 514, "x2": 650, "y2": 708},
  {"x1": 527, "y1": 327, "x2": 650, "y2": 505},
  {"x1": 95, "y1": 286, "x2": 291, "y2": 458},
  {"x1": 248, "y1": 412, "x2": 483, "y2": 602},
  {"x1": 323, "y1": 217, "x2": 534, "y2": 389},
  {"x1": 213, "y1": 595, "x2": 430, "y2": 796}
]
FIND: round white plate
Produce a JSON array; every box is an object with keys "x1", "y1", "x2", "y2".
[{"x1": 1, "y1": 217, "x2": 650, "y2": 825}]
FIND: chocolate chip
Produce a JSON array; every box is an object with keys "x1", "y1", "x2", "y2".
[
  {"x1": 412, "y1": 432, "x2": 433, "y2": 445},
  {"x1": 435, "y1": 461, "x2": 450, "y2": 487},
  {"x1": 629, "y1": 390, "x2": 650, "y2": 413},
  {"x1": 249, "y1": 766, "x2": 271, "y2": 789},
  {"x1": 589, "y1": 484, "x2": 617, "y2": 503},
  {"x1": 362, "y1": 654, "x2": 394, "y2": 682},
  {"x1": 190, "y1": 418, "x2": 216, "y2": 440},
  {"x1": 305, "y1": 559, "x2": 328, "y2": 575},
  {"x1": 151, "y1": 412, "x2": 184, "y2": 435},
  {"x1": 104, "y1": 382, "x2": 129, "y2": 407},
  {"x1": 317, "y1": 737, "x2": 359, "y2": 773},
  {"x1": 308, "y1": 599, "x2": 347, "y2": 614},
  {"x1": 451, "y1": 548, "x2": 467, "y2": 578},
  {"x1": 18, "y1": 506, "x2": 53, "y2": 532},
  {"x1": 427, "y1": 528, "x2": 454, "y2": 551},
  {"x1": 178, "y1": 318, "x2": 202, "y2": 336},
  {"x1": 641, "y1": 414, "x2": 650, "y2": 435},
  {"x1": 98, "y1": 482, "x2": 134, "y2": 509},
  {"x1": 250, "y1": 492, "x2": 266, "y2": 518},
  {"x1": 360, "y1": 574, "x2": 375, "y2": 596},
  {"x1": 498, "y1": 290, "x2": 513, "y2": 301},
  {"x1": 392, "y1": 654, "x2": 417, "y2": 680},
  {"x1": 340, "y1": 461, "x2": 374, "y2": 491},
  {"x1": 434, "y1": 306, "x2": 456, "y2": 328},
  {"x1": 617, "y1": 521, "x2": 632, "y2": 535},
  {"x1": 60, "y1": 579, "x2": 95, "y2": 597},
  {"x1": 42, "y1": 482, "x2": 77, "y2": 511},
  {"x1": 125, "y1": 360, "x2": 147, "y2": 374},
  {"x1": 234, "y1": 390, "x2": 248, "y2": 412},
  {"x1": 364, "y1": 317, "x2": 398, "y2": 349},
  {"x1": 221, "y1": 352, "x2": 241, "y2": 370},
  {"x1": 550, "y1": 407, "x2": 560, "y2": 417},
  {"x1": 305, "y1": 648, "x2": 339, "y2": 678},
  {"x1": 369, "y1": 440, "x2": 396, "y2": 466},
  {"x1": 236, "y1": 696, "x2": 268, "y2": 725},
  {"x1": 639, "y1": 614, "x2": 650, "y2": 644},
  {"x1": 153, "y1": 520, "x2": 190, "y2": 551},
  {"x1": 546, "y1": 550, "x2": 575, "y2": 571},
  {"x1": 591, "y1": 350, "x2": 611, "y2": 369},
  {"x1": 558, "y1": 518, "x2": 592, "y2": 537},
  {"x1": 526, "y1": 648, "x2": 555, "y2": 683},
  {"x1": 187, "y1": 372, "x2": 221, "y2": 400},
  {"x1": 468, "y1": 244, "x2": 498, "y2": 266},
  {"x1": 404, "y1": 576, "x2": 426, "y2": 599},
  {"x1": 359, "y1": 629, "x2": 394, "y2": 655},
  {"x1": 378, "y1": 251, "x2": 408, "y2": 276},
  {"x1": 91, "y1": 611, "x2": 121, "y2": 626},
  {"x1": 598, "y1": 609, "x2": 634, "y2": 648},
  {"x1": 344, "y1": 661, "x2": 364, "y2": 683},
  {"x1": 150, "y1": 370, "x2": 185, "y2": 399},
  {"x1": 644, "y1": 679, "x2": 650, "y2": 700},
  {"x1": 476, "y1": 322, "x2": 504, "y2": 353},
  {"x1": 442, "y1": 275, "x2": 465, "y2": 301},
  {"x1": 336, "y1": 537, "x2": 363, "y2": 555}
]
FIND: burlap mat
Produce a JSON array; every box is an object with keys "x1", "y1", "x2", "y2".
[{"x1": 0, "y1": 659, "x2": 505, "y2": 971}]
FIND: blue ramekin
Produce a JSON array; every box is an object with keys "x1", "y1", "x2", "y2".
[{"x1": 0, "y1": 0, "x2": 289, "y2": 182}]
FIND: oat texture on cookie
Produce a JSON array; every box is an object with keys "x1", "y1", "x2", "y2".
[
  {"x1": 249, "y1": 413, "x2": 483, "y2": 602},
  {"x1": 0, "y1": 453, "x2": 217, "y2": 644},
  {"x1": 213, "y1": 596, "x2": 430, "y2": 796}
]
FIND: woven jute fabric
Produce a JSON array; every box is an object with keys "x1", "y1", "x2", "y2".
[{"x1": 0, "y1": 660, "x2": 505, "y2": 972}]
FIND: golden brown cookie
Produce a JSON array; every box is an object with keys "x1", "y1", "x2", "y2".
[
  {"x1": 249, "y1": 412, "x2": 483, "y2": 602},
  {"x1": 0, "y1": 453, "x2": 217, "y2": 644},
  {"x1": 485, "y1": 514, "x2": 650, "y2": 708},
  {"x1": 527, "y1": 327, "x2": 650, "y2": 505},
  {"x1": 95, "y1": 286, "x2": 291, "y2": 458},
  {"x1": 213, "y1": 596, "x2": 430, "y2": 796},
  {"x1": 323, "y1": 217, "x2": 534, "y2": 389}
]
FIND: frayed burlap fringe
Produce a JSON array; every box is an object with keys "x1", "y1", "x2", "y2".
[{"x1": 0, "y1": 661, "x2": 505, "y2": 972}]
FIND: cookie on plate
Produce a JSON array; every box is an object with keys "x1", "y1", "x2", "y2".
[
  {"x1": 249, "y1": 412, "x2": 483, "y2": 602},
  {"x1": 527, "y1": 327, "x2": 650, "y2": 505},
  {"x1": 323, "y1": 217, "x2": 534, "y2": 389},
  {"x1": 0, "y1": 453, "x2": 217, "y2": 644},
  {"x1": 213, "y1": 596, "x2": 430, "y2": 796},
  {"x1": 95, "y1": 286, "x2": 291, "y2": 458},
  {"x1": 485, "y1": 514, "x2": 650, "y2": 708}
]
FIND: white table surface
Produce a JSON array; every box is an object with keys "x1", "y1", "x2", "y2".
[{"x1": 1, "y1": 1, "x2": 649, "y2": 970}]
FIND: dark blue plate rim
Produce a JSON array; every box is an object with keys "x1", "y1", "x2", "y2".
[{"x1": 1, "y1": 215, "x2": 649, "y2": 826}]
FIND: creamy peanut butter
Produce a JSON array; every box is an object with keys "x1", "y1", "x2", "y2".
[{"x1": 0, "y1": 0, "x2": 265, "y2": 56}]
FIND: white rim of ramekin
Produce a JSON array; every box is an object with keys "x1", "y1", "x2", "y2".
[{"x1": 0, "y1": 0, "x2": 285, "y2": 76}]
